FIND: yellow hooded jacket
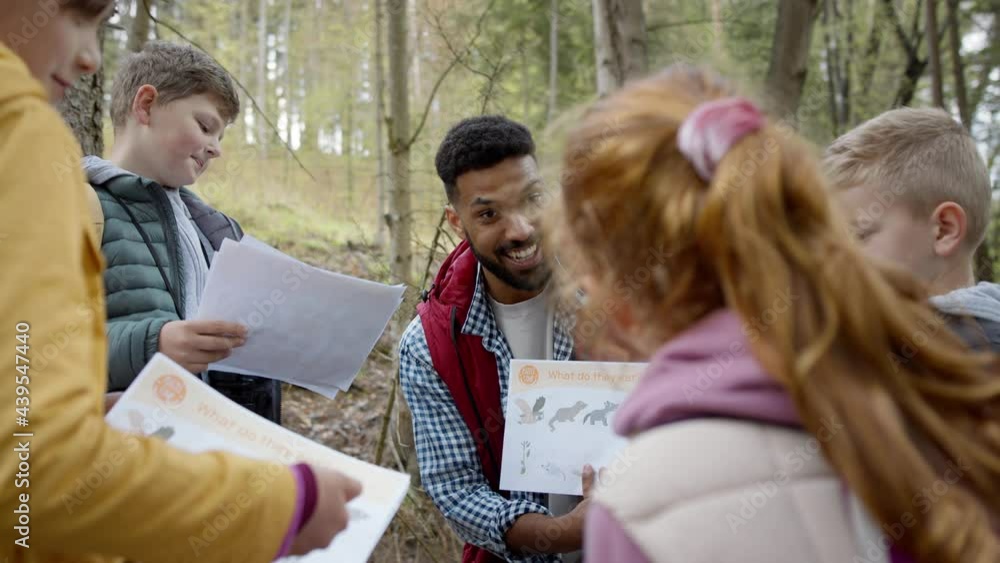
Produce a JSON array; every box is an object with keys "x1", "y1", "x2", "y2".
[{"x1": 0, "y1": 44, "x2": 297, "y2": 563}]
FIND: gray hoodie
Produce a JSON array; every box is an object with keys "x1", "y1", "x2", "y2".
[
  {"x1": 82, "y1": 156, "x2": 209, "y2": 321},
  {"x1": 930, "y1": 282, "x2": 1000, "y2": 351}
]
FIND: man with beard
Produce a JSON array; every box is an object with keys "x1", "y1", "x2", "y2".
[{"x1": 399, "y1": 116, "x2": 591, "y2": 563}]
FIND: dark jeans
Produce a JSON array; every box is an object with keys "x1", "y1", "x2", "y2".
[{"x1": 206, "y1": 371, "x2": 282, "y2": 424}]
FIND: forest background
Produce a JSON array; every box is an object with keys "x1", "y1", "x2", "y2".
[{"x1": 57, "y1": 0, "x2": 1000, "y2": 560}]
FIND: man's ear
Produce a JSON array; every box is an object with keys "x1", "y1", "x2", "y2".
[
  {"x1": 445, "y1": 204, "x2": 465, "y2": 240},
  {"x1": 931, "y1": 201, "x2": 968, "y2": 258},
  {"x1": 131, "y1": 85, "x2": 159, "y2": 126}
]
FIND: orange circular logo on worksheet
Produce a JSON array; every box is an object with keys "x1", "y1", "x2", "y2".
[
  {"x1": 154, "y1": 374, "x2": 187, "y2": 406},
  {"x1": 518, "y1": 365, "x2": 539, "y2": 386}
]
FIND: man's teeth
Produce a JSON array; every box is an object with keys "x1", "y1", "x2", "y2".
[{"x1": 508, "y1": 244, "x2": 537, "y2": 261}]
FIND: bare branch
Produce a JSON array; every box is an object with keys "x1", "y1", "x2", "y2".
[
  {"x1": 419, "y1": 209, "x2": 449, "y2": 292},
  {"x1": 140, "y1": 0, "x2": 317, "y2": 182},
  {"x1": 406, "y1": 0, "x2": 498, "y2": 149},
  {"x1": 428, "y1": 6, "x2": 510, "y2": 116},
  {"x1": 478, "y1": 56, "x2": 511, "y2": 113},
  {"x1": 397, "y1": 495, "x2": 446, "y2": 563},
  {"x1": 431, "y1": 13, "x2": 493, "y2": 79},
  {"x1": 881, "y1": 0, "x2": 915, "y2": 57},
  {"x1": 374, "y1": 372, "x2": 398, "y2": 466},
  {"x1": 911, "y1": 0, "x2": 925, "y2": 51}
]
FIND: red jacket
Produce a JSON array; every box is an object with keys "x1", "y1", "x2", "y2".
[{"x1": 417, "y1": 240, "x2": 508, "y2": 563}]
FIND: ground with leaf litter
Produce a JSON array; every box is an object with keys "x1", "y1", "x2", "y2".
[{"x1": 275, "y1": 239, "x2": 462, "y2": 563}]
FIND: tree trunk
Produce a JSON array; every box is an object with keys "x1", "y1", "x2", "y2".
[
  {"x1": 387, "y1": 0, "x2": 418, "y2": 483},
  {"x1": 282, "y1": 0, "x2": 293, "y2": 185},
  {"x1": 346, "y1": 100, "x2": 354, "y2": 207},
  {"x1": 298, "y1": 0, "x2": 319, "y2": 153},
  {"x1": 343, "y1": 0, "x2": 355, "y2": 207},
  {"x1": 256, "y1": 0, "x2": 269, "y2": 161},
  {"x1": 59, "y1": 27, "x2": 105, "y2": 157},
  {"x1": 301, "y1": 0, "x2": 320, "y2": 152},
  {"x1": 547, "y1": 0, "x2": 559, "y2": 123},
  {"x1": 592, "y1": 0, "x2": 614, "y2": 97},
  {"x1": 617, "y1": 0, "x2": 647, "y2": 82},
  {"x1": 388, "y1": 0, "x2": 412, "y2": 287},
  {"x1": 975, "y1": 240, "x2": 995, "y2": 282},
  {"x1": 374, "y1": 0, "x2": 388, "y2": 248},
  {"x1": 886, "y1": 0, "x2": 929, "y2": 107},
  {"x1": 711, "y1": 0, "x2": 724, "y2": 53},
  {"x1": 411, "y1": 0, "x2": 423, "y2": 102},
  {"x1": 969, "y1": 17, "x2": 996, "y2": 112},
  {"x1": 946, "y1": 0, "x2": 971, "y2": 128},
  {"x1": 766, "y1": 0, "x2": 821, "y2": 118},
  {"x1": 857, "y1": 1, "x2": 883, "y2": 90},
  {"x1": 521, "y1": 25, "x2": 530, "y2": 121},
  {"x1": 842, "y1": 0, "x2": 854, "y2": 126},
  {"x1": 895, "y1": 56, "x2": 929, "y2": 106},
  {"x1": 592, "y1": 0, "x2": 648, "y2": 97},
  {"x1": 237, "y1": 0, "x2": 250, "y2": 145},
  {"x1": 823, "y1": 0, "x2": 844, "y2": 135},
  {"x1": 926, "y1": 0, "x2": 945, "y2": 107},
  {"x1": 128, "y1": 0, "x2": 154, "y2": 52}
]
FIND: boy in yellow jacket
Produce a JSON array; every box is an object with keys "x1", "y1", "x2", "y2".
[{"x1": 0, "y1": 2, "x2": 360, "y2": 562}]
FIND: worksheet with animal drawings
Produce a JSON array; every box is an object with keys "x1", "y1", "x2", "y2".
[{"x1": 499, "y1": 359, "x2": 645, "y2": 496}]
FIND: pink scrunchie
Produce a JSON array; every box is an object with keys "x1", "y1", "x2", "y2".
[{"x1": 676, "y1": 97, "x2": 764, "y2": 182}]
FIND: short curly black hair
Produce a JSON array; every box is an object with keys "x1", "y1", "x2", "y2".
[{"x1": 435, "y1": 115, "x2": 536, "y2": 203}]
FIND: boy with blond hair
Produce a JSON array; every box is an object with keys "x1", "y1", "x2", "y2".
[
  {"x1": 826, "y1": 107, "x2": 999, "y2": 349},
  {"x1": 85, "y1": 40, "x2": 282, "y2": 420}
]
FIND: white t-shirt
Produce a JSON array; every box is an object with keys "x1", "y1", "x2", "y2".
[
  {"x1": 488, "y1": 284, "x2": 554, "y2": 361},
  {"x1": 488, "y1": 284, "x2": 582, "y2": 563},
  {"x1": 164, "y1": 188, "x2": 209, "y2": 319}
]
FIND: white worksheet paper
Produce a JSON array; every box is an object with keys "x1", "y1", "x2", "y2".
[
  {"x1": 195, "y1": 238, "x2": 405, "y2": 397},
  {"x1": 105, "y1": 353, "x2": 410, "y2": 563},
  {"x1": 499, "y1": 360, "x2": 645, "y2": 496}
]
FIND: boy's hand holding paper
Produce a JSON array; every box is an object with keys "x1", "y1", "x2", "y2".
[
  {"x1": 158, "y1": 319, "x2": 248, "y2": 373},
  {"x1": 195, "y1": 236, "x2": 405, "y2": 397}
]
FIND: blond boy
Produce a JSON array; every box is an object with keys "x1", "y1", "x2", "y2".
[
  {"x1": 85, "y1": 41, "x2": 282, "y2": 420},
  {"x1": 826, "y1": 107, "x2": 999, "y2": 349}
]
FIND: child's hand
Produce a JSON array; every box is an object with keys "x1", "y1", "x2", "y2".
[
  {"x1": 288, "y1": 467, "x2": 363, "y2": 555},
  {"x1": 158, "y1": 320, "x2": 248, "y2": 374}
]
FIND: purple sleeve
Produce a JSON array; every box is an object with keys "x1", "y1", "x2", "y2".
[
  {"x1": 274, "y1": 463, "x2": 319, "y2": 560},
  {"x1": 584, "y1": 502, "x2": 651, "y2": 563}
]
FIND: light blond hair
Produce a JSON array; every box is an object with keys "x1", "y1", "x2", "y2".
[
  {"x1": 824, "y1": 107, "x2": 992, "y2": 249},
  {"x1": 111, "y1": 41, "x2": 240, "y2": 131}
]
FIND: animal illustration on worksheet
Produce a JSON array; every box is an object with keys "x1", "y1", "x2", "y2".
[
  {"x1": 548, "y1": 401, "x2": 587, "y2": 431},
  {"x1": 128, "y1": 409, "x2": 175, "y2": 441},
  {"x1": 515, "y1": 396, "x2": 546, "y2": 424},
  {"x1": 520, "y1": 441, "x2": 531, "y2": 475},
  {"x1": 537, "y1": 463, "x2": 583, "y2": 481},
  {"x1": 348, "y1": 506, "x2": 371, "y2": 522},
  {"x1": 582, "y1": 401, "x2": 619, "y2": 427},
  {"x1": 541, "y1": 462, "x2": 566, "y2": 481}
]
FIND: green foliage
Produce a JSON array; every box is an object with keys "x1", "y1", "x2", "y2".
[{"x1": 96, "y1": 0, "x2": 997, "y2": 255}]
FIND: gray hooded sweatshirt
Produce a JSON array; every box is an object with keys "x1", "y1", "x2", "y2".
[
  {"x1": 82, "y1": 155, "x2": 209, "y2": 321},
  {"x1": 930, "y1": 281, "x2": 1000, "y2": 351}
]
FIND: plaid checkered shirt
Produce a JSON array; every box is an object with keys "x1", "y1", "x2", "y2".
[{"x1": 399, "y1": 266, "x2": 574, "y2": 562}]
